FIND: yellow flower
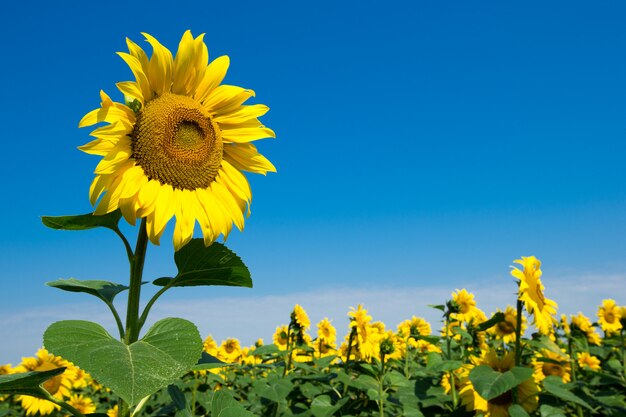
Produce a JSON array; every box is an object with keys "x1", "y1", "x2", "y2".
[
  {"x1": 451, "y1": 289, "x2": 481, "y2": 322},
  {"x1": 397, "y1": 316, "x2": 432, "y2": 339},
  {"x1": 570, "y1": 313, "x2": 601, "y2": 345},
  {"x1": 511, "y1": 256, "x2": 558, "y2": 335},
  {"x1": 577, "y1": 352, "x2": 601, "y2": 371},
  {"x1": 217, "y1": 338, "x2": 241, "y2": 363},
  {"x1": 0, "y1": 364, "x2": 12, "y2": 375},
  {"x1": 532, "y1": 349, "x2": 571, "y2": 384},
  {"x1": 317, "y1": 318, "x2": 337, "y2": 344},
  {"x1": 203, "y1": 335, "x2": 219, "y2": 356},
  {"x1": 291, "y1": 304, "x2": 310, "y2": 331},
  {"x1": 560, "y1": 314, "x2": 570, "y2": 334},
  {"x1": 79, "y1": 31, "x2": 276, "y2": 250},
  {"x1": 459, "y1": 350, "x2": 539, "y2": 417},
  {"x1": 106, "y1": 404, "x2": 118, "y2": 417},
  {"x1": 66, "y1": 395, "x2": 96, "y2": 415},
  {"x1": 273, "y1": 325, "x2": 289, "y2": 350},
  {"x1": 13, "y1": 349, "x2": 77, "y2": 416},
  {"x1": 597, "y1": 299, "x2": 622, "y2": 335},
  {"x1": 488, "y1": 305, "x2": 527, "y2": 344}
]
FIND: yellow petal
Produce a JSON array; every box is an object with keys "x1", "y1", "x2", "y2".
[
  {"x1": 136, "y1": 179, "x2": 160, "y2": 218},
  {"x1": 221, "y1": 127, "x2": 276, "y2": 143},
  {"x1": 94, "y1": 162, "x2": 134, "y2": 215},
  {"x1": 142, "y1": 32, "x2": 173, "y2": 95},
  {"x1": 212, "y1": 180, "x2": 245, "y2": 231},
  {"x1": 220, "y1": 160, "x2": 252, "y2": 202},
  {"x1": 148, "y1": 183, "x2": 175, "y2": 245},
  {"x1": 194, "y1": 56, "x2": 230, "y2": 104},
  {"x1": 193, "y1": 190, "x2": 216, "y2": 246},
  {"x1": 116, "y1": 52, "x2": 152, "y2": 102},
  {"x1": 94, "y1": 137, "x2": 132, "y2": 175},
  {"x1": 89, "y1": 121, "x2": 132, "y2": 140},
  {"x1": 78, "y1": 138, "x2": 116, "y2": 156},
  {"x1": 89, "y1": 175, "x2": 110, "y2": 205},
  {"x1": 223, "y1": 143, "x2": 276, "y2": 174},
  {"x1": 119, "y1": 198, "x2": 140, "y2": 226},
  {"x1": 116, "y1": 81, "x2": 144, "y2": 105},
  {"x1": 203, "y1": 85, "x2": 254, "y2": 114},
  {"x1": 125, "y1": 38, "x2": 149, "y2": 75},
  {"x1": 172, "y1": 30, "x2": 196, "y2": 95},
  {"x1": 214, "y1": 104, "x2": 269, "y2": 124},
  {"x1": 173, "y1": 189, "x2": 196, "y2": 251}
]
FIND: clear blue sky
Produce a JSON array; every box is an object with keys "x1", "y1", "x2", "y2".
[{"x1": 1, "y1": 1, "x2": 625, "y2": 361}]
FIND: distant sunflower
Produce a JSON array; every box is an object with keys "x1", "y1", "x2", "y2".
[
  {"x1": 273, "y1": 325, "x2": 289, "y2": 350},
  {"x1": 80, "y1": 31, "x2": 276, "y2": 250},
  {"x1": 202, "y1": 335, "x2": 219, "y2": 356},
  {"x1": 67, "y1": 395, "x2": 96, "y2": 415},
  {"x1": 291, "y1": 304, "x2": 311, "y2": 331},
  {"x1": 570, "y1": 312, "x2": 601, "y2": 345},
  {"x1": 451, "y1": 289, "x2": 480, "y2": 322},
  {"x1": 13, "y1": 349, "x2": 77, "y2": 416},
  {"x1": 217, "y1": 338, "x2": 242, "y2": 363},
  {"x1": 489, "y1": 305, "x2": 527, "y2": 344},
  {"x1": 397, "y1": 316, "x2": 431, "y2": 339},
  {"x1": 597, "y1": 299, "x2": 622, "y2": 335},
  {"x1": 532, "y1": 349, "x2": 571, "y2": 384},
  {"x1": 317, "y1": 318, "x2": 337, "y2": 343},
  {"x1": 511, "y1": 256, "x2": 558, "y2": 335},
  {"x1": 577, "y1": 352, "x2": 601, "y2": 371}
]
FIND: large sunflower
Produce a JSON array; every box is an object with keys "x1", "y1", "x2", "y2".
[
  {"x1": 80, "y1": 31, "x2": 276, "y2": 250},
  {"x1": 597, "y1": 299, "x2": 623, "y2": 335},
  {"x1": 510, "y1": 256, "x2": 558, "y2": 335}
]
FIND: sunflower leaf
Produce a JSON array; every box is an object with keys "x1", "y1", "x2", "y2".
[
  {"x1": 0, "y1": 368, "x2": 66, "y2": 398},
  {"x1": 508, "y1": 404, "x2": 531, "y2": 417},
  {"x1": 475, "y1": 312, "x2": 506, "y2": 332},
  {"x1": 41, "y1": 210, "x2": 122, "y2": 232},
  {"x1": 211, "y1": 390, "x2": 256, "y2": 417},
  {"x1": 153, "y1": 239, "x2": 251, "y2": 288},
  {"x1": 46, "y1": 278, "x2": 129, "y2": 303},
  {"x1": 191, "y1": 352, "x2": 232, "y2": 371},
  {"x1": 43, "y1": 318, "x2": 202, "y2": 406},
  {"x1": 541, "y1": 376, "x2": 593, "y2": 410},
  {"x1": 469, "y1": 365, "x2": 532, "y2": 401}
]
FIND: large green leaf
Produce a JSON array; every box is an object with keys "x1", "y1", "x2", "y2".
[
  {"x1": 0, "y1": 368, "x2": 66, "y2": 398},
  {"x1": 153, "y1": 240, "x2": 251, "y2": 288},
  {"x1": 541, "y1": 376, "x2": 592, "y2": 410},
  {"x1": 469, "y1": 365, "x2": 533, "y2": 401},
  {"x1": 508, "y1": 404, "x2": 531, "y2": 417},
  {"x1": 42, "y1": 210, "x2": 122, "y2": 231},
  {"x1": 46, "y1": 278, "x2": 129, "y2": 303},
  {"x1": 43, "y1": 318, "x2": 202, "y2": 406}
]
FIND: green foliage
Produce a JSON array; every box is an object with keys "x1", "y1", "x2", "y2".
[
  {"x1": 43, "y1": 318, "x2": 202, "y2": 406},
  {"x1": 469, "y1": 365, "x2": 533, "y2": 401},
  {"x1": 46, "y1": 278, "x2": 129, "y2": 303},
  {"x1": 153, "y1": 240, "x2": 251, "y2": 288},
  {"x1": 0, "y1": 368, "x2": 65, "y2": 398},
  {"x1": 41, "y1": 210, "x2": 122, "y2": 232}
]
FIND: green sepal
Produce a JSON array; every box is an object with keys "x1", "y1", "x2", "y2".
[
  {"x1": 0, "y1": 368, "x2": 66, "y2": 398},
  {"x1": 41, "y1": 210, "x2": 122, "y2": 232},
  {"x1": 153, "y1": 240, "x2": 251, "y2": 288},
  {"x1": 43, "y1": 318, "x2": 202, "y2": 406}
]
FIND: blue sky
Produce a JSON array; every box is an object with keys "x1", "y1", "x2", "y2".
[{"x1": 1, "y1": 1, "x2": 625, "y2": 362}]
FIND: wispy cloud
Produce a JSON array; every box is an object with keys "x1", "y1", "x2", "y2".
[{"x1": 1, "y1": 273, "x2": 623, "y2": 364}]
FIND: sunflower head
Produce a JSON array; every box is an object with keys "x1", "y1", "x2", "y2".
[
  {"x1": 316, "y1": 318, "x2": 337, "y2": 343},
  {"x1": 397, "y1": 316, "x2": 432, "y2": 339},
  {"x1": 577, "y1": 352, "x2": 601, "y2": 371},
  {"x1": 532, "y1": 349, "x2": 571, "y2": 384},
  {"x1": 597, "y1": 299, "x2": 623, "y2": 335},
  {"x1": 80, "y1": 31, "x2": 276, "y2": 250},
  {"x1": 291, "y1": 304, "x2": 311, "y2": 331},
  {"x1": 489, "y1": 305, "x2": 527, "y2": 344},
  {"x1": 273, "y1": 325, "x2": 289, "y2": 350},
  {"x1": 511, "y1": 256, "x2": 558, "y2": 335}
]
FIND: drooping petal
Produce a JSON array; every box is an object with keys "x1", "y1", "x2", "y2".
[
  {"x1": 116, "y1": 81, "x2": 144, "y2": 104},
  {"x1": 194, "y1": 56, "x2": 230, "y2": 103},
  {"x1": 116, "y1": 52, "x2": 152, "y2": 102},
  {"x1": 147, "y1": 183, "x2": 176, "y2": 245},
  {"x1": 203, "y1": 85, "x2": 254, "y2": 114},
  {"x1": 142, "y1": 32, "x2": 173, "y2": 95},
  {"x1": 214, "y1": 104, "x2": 269, "y2": 124},
  {"x1": 224, "y1": 143, "x2": 276, "y2": 174}
]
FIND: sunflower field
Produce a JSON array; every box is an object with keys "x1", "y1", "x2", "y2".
[{"x1": 1, "y1": 273, "x2": 625, "y2": 417}]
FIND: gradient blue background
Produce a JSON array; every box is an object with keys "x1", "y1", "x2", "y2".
[{"x1": 1, "y1": 1, "x2": 625, "y2": 361}]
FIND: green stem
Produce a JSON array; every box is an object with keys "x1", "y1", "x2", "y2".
[
  {"x1": 113, "y1": 227, "x2": 134, "y2": 265},
  {"x1": 283, "y1": 325, "x2": 292, "y2": 377},
  {"x1": 43, "y1": 392, "x2": 86, "y2": 417},
  {"x1": 138, "y1": 281, "x2": 175, "y2": 330},
  {"x1": 104, "y1": 300, "x2": 125, "y2": 340},
  {"x1": 515, "y1": 299, "x2": 523, "y2": 367},
  {"x1": 621, "y1": 330, "x2": 626, "y2": 379},
  {"x1": 445, "y1": 312, "x2": 458, "y2": 408},
  {"x1": 568, "y1": 336, "x2": 584, "y2": 417},
  {"x1": 125, "y1": 218, "x2": 149, "y2": 344},
  {"x1": 378, "y1": 356, "x2": 385, "y2": 417}
]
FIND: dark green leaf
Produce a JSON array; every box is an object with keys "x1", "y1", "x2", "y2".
[
  {"x1": 541, "y1": 376, "x2": 592, "y2": 410},
  {"x1": 43, "y1": 318, "x2": 202, "y2": 406},
  {"x1": 168, "y1": 384, "x2": 187, "y2": 410},
  {"x1": 191, "y1": 352, "x2": 232, "y2": 371},
  {"x1": 469, "y1": 365, "x2": 532, "y2": 401},
  {"x1": 539, "y1": 404, "x2": 567, "y2": 417},
  {"x1": 211, "y1": 390, "x2": 256, "y2": 417},
  {"x1": 508, "y1": 404, "x2": 530, "y2": 417},
  {"x1": 46, "y1": 278, "x2": 129, "y2": 303},
  {"x1": 251, "y1": 345, "x2": 281, "y2": 356},
  {"x1": 42, "y1": 210, "x2": 122, "y2": 231},
  {"x1": 153, "y1": 240, "x2": 251, "y2": 288},
  {"x1": 476, "y1": 312, "x2": 505, "y2": 332},
  {"x1": 0, "y1": 368, "x2": 66, "y2": 398},
  {"x1": 428, "y1": 304, "x2": 445, "y2": 312}
]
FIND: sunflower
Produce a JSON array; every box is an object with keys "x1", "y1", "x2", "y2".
[
  {"x1": 217, "y1": 338, "x2": 242, "y2": 363},
  {"x1": 106, "y1": 405, "x2": 118, "y2": 417},
  {"x1": 488, "y1": 305, "x2": 527, "y2": 344},
  {"x1": 577, "y1": 352, "x2": 601, "y2": 371},
  {"x1": 0, "y1": 364, "x2": 12, "y2": 375},
  {"x1": 459, "y1": 350, "x2": 539, "y2": 417},
  {"x1": 397, "y1": 316, "x2": 432, "y2": 339},
  {"x1": 273, "y1": 325, "x2": 289, "y2": 350},
  {"x1": 66, "y1": 395, "x2": 96, "y2": 415},
  {"x1": 597, "y1": 299, "x2": 622, "y2": 335},
  {"x1": 532, "y1": 349, "x2": 571, "y2": 384},
  {"x1": 510, "y1": 256, "x2": 558, "y2": 335},
  {"x1": 451, "y1": 289, "x2": 481, "y2": 322},
  {"x1": 79, "y1": 31, "x2": 276, "y2": 250},
  {"x1": 570, "y1": 312, "x2": 601, "y2": 345},
  {"x1": 202, "y1": 335, "x2": 219, "y2": 356},
  {"x1": 291, "y1": 304, "x2": 311, "y2": 331},
  {"x1": 13, "y1": 349, "x2": 77, "y2": 416},
  {"x1": 317, "y1": 318, "x2": 337, "y2": 344}
]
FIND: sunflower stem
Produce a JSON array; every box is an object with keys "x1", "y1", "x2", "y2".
[
  {"x1": 514, "y1": 298, "x2": 523, "y2": 367},
  {"x1": 444, "y1": 310, "x2": 458, "y2": 408},
  {"x1": 104, "y1": 299, "x2": 125, "y2": 341},
  {"x1": 125, "y1": 218, "x2": 149, "y2": 344}
]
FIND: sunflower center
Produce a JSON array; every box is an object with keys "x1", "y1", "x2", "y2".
[
  {"x1": 490, "y1": 390, "x2": 513, "y2": 406},
  {"x1": 497, "y1": 320, "x2": 515, "y2": 335},
  {"x1": 132, "y1": 93, "x2": 223, "y2": 190}
]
